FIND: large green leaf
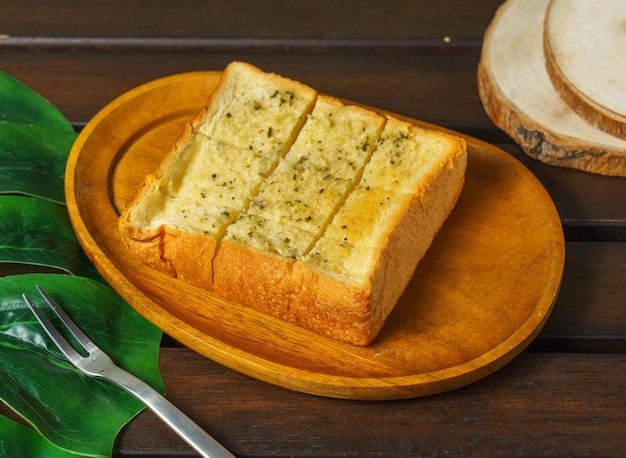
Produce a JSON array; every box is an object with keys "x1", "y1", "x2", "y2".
[
  {"x1": 0, "y1": 72, "x2": 75, "y2": 132},
  {"x1": 0, "y1": 274, "x2": 164, "y2": 457},
  {"x1": 0, "y1": 195, "x2": 101, "y2": 281},
  {"x1": 0, "y1": 123, "x2": 75, "y2": 204},
  {"x1": 0, "y1": 72, "x2": 76, "y2": 204}
]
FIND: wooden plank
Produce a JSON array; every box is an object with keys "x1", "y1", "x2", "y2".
[
  {"x1": 2, "y1": 0, "x2": 501, "y2": 43},
  {"x1": 2, "y1": 52, "x2": 623, "y2": 227},
  {"x1": 3, "y1": 247, "x2": 621, "y2": 348},
  {"x1": 2, "y1": 246, "x2": 624, "y2": 349},
  {"x1": 536, "y1": 242, "x2": 626, "y2": 350},
  {"x1": 112, "y1": 348, "x2": 626, "y2": 457},
  {"x1": 0, "y1": 52, "x2": 488, "y2": 131},
  {"x1": 502, "y1": 146, "x2": 626, "y2": 234},
  {"x1": 2, "y1": 349, "x2": 624, "y2": 456}
]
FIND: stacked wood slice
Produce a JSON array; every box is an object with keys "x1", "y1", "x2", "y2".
[{"x1": 478, "y1": 0, "x2": 626, "y2": 177}]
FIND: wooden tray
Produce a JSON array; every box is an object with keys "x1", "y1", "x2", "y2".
[{"x1": 65, "y1": 71, "x2": 565, "y2": 400}]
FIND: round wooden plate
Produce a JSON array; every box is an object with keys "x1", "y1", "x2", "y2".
[{"x1": 65, "y1": 71, "x2": 565, "y2": 400}]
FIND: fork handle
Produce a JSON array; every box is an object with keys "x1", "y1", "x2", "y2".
[{"x1": 105, "y1": 365, "x2": 235, "y2": 458}]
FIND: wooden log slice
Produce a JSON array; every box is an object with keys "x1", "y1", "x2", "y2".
[
  {"x1": 477, "y1": 0, "x2": 626, "y2": 177},
  {"x1": 545, "y1": 0, "x2": 626, "y2": 140}
]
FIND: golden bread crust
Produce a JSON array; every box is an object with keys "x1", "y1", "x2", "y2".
[{"x1": 212, "y1": 239, "x2": 294, "y2": 320}]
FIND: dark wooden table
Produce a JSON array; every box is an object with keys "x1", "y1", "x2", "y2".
[{"x1": 2, "y1": 1, "x2": 625, "y2": 456}]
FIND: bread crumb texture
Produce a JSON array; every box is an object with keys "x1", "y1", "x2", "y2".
[{"x1": 119, "y1": 61, "x2": 467, "y2": 345}]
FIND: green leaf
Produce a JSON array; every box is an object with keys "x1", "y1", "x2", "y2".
[
  {"x1": 0, "y1": 72, "x2": 77, "y2": 204},
  {"x1": 0, "y1": 416, "x2": 82, "y2": 458},
  {"x1": 0, "y1": 72, "x2": 75, "y2": 133},
  {"x1": 0, "y1": 274, "x2": 164, "y2": 457},
  {"x1": 0, "y1": 123, "x2": 75, "y2": 204},
  {"x1": 0, "y1": 196, "x2": 101, "y2": 281}
]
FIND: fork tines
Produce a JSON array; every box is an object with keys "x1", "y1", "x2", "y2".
[{"x1": 22, "y1": 285, "x2": 90, "y2": 364}]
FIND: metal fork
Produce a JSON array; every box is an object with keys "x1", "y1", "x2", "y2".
[{"x1": 22, "y1": 285, "x2": 235, "y2": 458}]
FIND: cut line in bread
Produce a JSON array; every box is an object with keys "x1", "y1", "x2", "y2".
[{"x1": 119, "y1": 61, "x2": 467, "y2": 345}]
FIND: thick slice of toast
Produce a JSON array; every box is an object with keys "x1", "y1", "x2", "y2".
[{"x1": 119, "y1": 61, "x2": 467, "y2": 345}]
